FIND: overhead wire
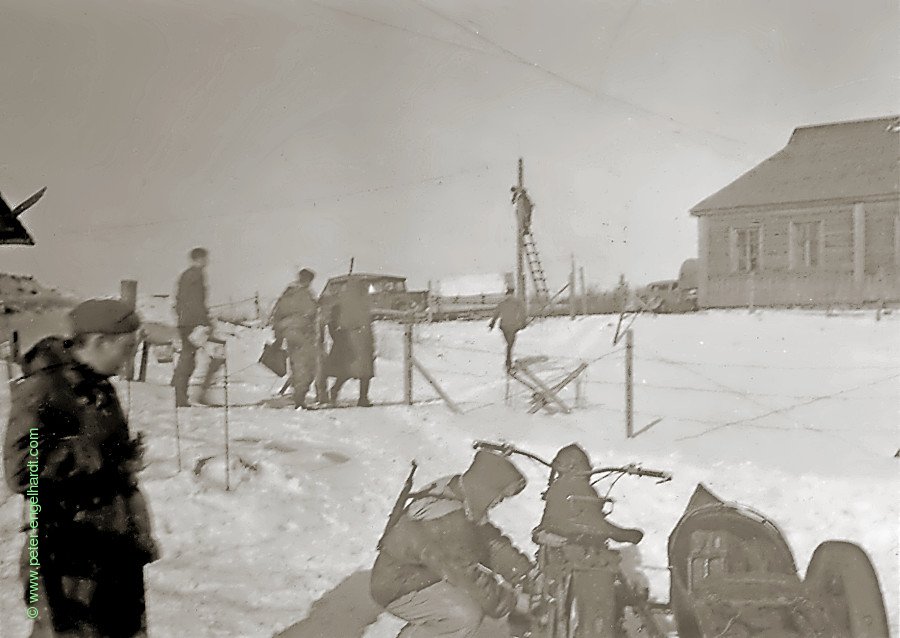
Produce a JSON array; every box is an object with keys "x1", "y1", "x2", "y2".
[{"x1": 406, "y1": 0, "x2": 751, "y2": 150}]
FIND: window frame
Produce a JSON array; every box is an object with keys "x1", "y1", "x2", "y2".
[
  {"x1": 730, "y1": 225, "x2": 763, "y2": 274},
  {"x1": 789, "y1": 220, "x2": 823, "y2": 270}
]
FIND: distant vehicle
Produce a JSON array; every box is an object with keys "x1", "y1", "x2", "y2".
[
  {"x1": 637, "y1": 278, "x2": 698, "y2": 313},
  {"x1": 319, "y1": 273, "x2": 428, "y2": 320},
  {"x1": 678, "y1": 258, "x2": 699, "y2": 306}
]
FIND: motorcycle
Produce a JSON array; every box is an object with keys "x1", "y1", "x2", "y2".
[
  {"x1": 473, "y1": 440, "x2": 671, "y2": 638},
  {"x1": 473, "y1": 441, "x2": 890, "y2": 638}
]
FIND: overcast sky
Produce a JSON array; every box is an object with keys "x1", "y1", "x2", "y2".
[{"x1": 1, "y1": 0, "x2": 897, "y2": 303}]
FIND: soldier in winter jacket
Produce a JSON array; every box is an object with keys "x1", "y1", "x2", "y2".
[
  {"x1": 172, "y1": 247, "x2": 222, "y2": 406},
  {"x1": 271, "y1": 268, "x2": 320, "y2": 409},
  {"x1": 488, "y1": 289, "x2": 527, "y2": 371},
  {"x1": 324, "y1": 278, "x2": 375, "y2": 407},
  {"x1": 537, "y1": 443, "x2": 644, "y2": 545},
  {"x1": 2, "y1": 299, "x2": 159, "y2": 637},
  {"x1": 370, "y1": 450, "x2": 534, "y2": 637},
  {"x1": 533, "y1": 444, "x2": 644, "y2": 638}
]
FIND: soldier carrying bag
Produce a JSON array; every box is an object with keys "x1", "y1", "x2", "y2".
[{"x1": 259, "y1": 340, "x2": 287, "y2": 377}]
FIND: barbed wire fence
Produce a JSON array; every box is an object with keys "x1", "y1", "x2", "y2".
[{"x1": 118, "y1": 310, "x2": 900, "y2": 488}]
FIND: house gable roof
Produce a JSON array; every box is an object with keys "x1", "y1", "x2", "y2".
[{"x1": 691, "y1": 116, "x2": 900, "y2": 214}]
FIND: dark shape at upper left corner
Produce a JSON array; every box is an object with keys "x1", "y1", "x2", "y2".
[{"x1": 0, "y1": 186, "x2": 46, "y2": 245}]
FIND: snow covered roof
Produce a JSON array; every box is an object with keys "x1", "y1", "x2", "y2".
[
  {"x1": 433, "y1": 273, "x2": 511, "y2": 297},
  {"x1": 691, "y1": 116, "x2": 900, "y2": 214},
  {"x1": 327, "y1": 273, "x2": 406, "y2": 283}
]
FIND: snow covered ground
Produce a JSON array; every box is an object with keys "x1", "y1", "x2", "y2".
[{"x1": 1, "y1": 310, "x2": 897, "y2": 637}]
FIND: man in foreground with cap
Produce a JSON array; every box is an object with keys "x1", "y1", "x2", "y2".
[
  {"x1": 2, "y1": 299, "x2": 159, "y2": 637},
  {"x1": 270, "y1": 268, "x2": 320, "y2": 409},
  {"x1": 370, "y1": 450, "x2": 535, "y2": 637}
]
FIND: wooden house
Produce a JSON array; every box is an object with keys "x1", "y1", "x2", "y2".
[{"x1": 691, "y1": 116, "x2": 900, "y2": 307}]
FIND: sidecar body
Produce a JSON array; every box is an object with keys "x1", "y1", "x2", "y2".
[{"x1": 667, "y1": 484, "x2": 889, "y2": 638}]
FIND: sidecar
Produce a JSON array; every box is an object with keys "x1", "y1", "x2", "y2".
[{"x1": 667, "y1": 484, "x2": 889, "y2": 638}]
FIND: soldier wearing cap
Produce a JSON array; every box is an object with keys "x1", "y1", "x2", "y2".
[
  {"x1": 172, "y1": 247, "x2": 222, "y2": 407},
  {"x1": 270, "y1": 268, "x2": 320, "y2": 409},
  {"x1": 3, "y1": 299, "x2": 158, "y2": 637},
  {"x1": 488, "y1": 288, "x2": 527, "y2": 372}
]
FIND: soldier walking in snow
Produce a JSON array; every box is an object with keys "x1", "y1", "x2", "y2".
[
  {"x1": 271, "y1": 268, "x2": 320, "y2": 410},
  {"x1": 3, "y1": 299, "x2": 159, "y2": 637},
  {"x1": 324, "y1": 278, "x2": 375, "y2": 407},
  {"x1": 488, "y1": 288, "x2": 528, "y2": 371},
  {"x1": 370, "y1": 450, "x2": 535, "y2": 637},
  {"x1": 171, "y1": 247, "x2": 223, "y2": 407}
]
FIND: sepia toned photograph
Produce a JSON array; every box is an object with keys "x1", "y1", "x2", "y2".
[{"x1": 0, "y1": 1, "x2": 897, "y2": 637}]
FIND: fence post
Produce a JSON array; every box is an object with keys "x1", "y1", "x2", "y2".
[
  {"x1": 174, "y1": 399, "x2": 183, "y2": 472},
  {"x1": 137, "y1": 341, "x2": 150, "y2": 382},
  {"x1": 625, "y1": 329, "x2": 633, "y2": 438},
  {"x1": 412, "y1": 356, "x2": 462, "y2": 414},
  {"x1": 120, "y1": 280, "x2": 138, "y2": 380},
  {"x1": 223, "y1": 342, "x2": 231, "y2": 492},
  {"x1": 254, "y1": 292, "x2": 261, "y2": 321},
  {"x1": 404, "y1": 317, "x2": 413, "y2": 405},
  {"x1": 575, "y1": 371, "x2": 584, "y2": 409},
  {"x1": 579, "y1": 266, "x2": 586, "y2": 316}
]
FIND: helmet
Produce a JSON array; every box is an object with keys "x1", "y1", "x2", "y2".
[{"x1": 550, "y1": 443, "x2": 592, "y2": 475}]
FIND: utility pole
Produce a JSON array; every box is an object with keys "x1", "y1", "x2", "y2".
[
  {"x1": 569, "y1": 254, "x2": 576, "y2": 320},
  {"x1": 514, "y1": 158, "x2": 526, "y2": 304}
]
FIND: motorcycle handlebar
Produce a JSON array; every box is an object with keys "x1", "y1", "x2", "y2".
[
  {"x1": 474, "y1": 441, "x2": 671, "y2": 481},
  {"x1": 592, "y1": 465, "x2": 671, "y2": 481},
  {"x1": 472, "y1": 440, "x2": 553, "y2": 467}
]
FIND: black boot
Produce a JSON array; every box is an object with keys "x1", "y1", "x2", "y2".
[
  {"x1": 329, "y1": 378, "x2": 346, "y2": 406},
  {"x1": 294, "y1": 384, "x2": 311, "y2": 410},
  {"x1": 357, "y1": 378, "x2": 372, "y2": 407},
  {"x1": 198, "y1": 357, "x2": 225, "y2": 406}
]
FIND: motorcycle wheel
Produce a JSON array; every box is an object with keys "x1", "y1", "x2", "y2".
[
  {"x1": 804, "y1": 541, "x2": 889, "y2": 638},
  {"x1": 555, "y1": 571, "x2": 622, "y2": 638}
]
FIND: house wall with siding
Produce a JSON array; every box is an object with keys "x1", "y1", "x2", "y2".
[{"x1": 698, "y1": 199, "x2": 899, "y2": 307}]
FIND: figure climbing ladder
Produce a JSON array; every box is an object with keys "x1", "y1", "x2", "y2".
[{"x1": 512, "y1": 158, "x2": 551, "y2": 313}]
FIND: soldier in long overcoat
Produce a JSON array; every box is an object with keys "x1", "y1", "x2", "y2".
[
  {"x1": 2, "y1": 299, "x2": 158, "y2": 637},
  {"x1": 324, "y1": 278, "x2": 375, "y2": 407}
]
